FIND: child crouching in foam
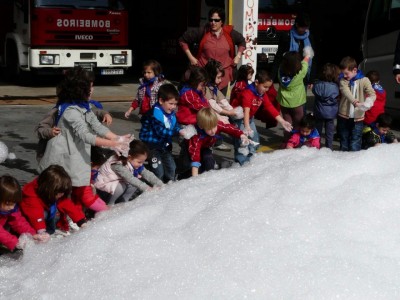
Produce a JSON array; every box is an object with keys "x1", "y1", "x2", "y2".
[
  {"x1": 179, "y1": 107, "x2": 250, "y2": 177},
  {"x1": 286, "y1": 113, "x2": 321, "y2": 149},
  {"x1": 94, "y1": 140, "x2": 164, "y2": 205},
  {"x1": 0, "y1": 175, "x2": 49, "y2": 252}
]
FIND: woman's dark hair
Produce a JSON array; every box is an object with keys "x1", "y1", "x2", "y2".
[
  {"x1": 118, "y1": 140, "x2": 149, "y2": 166},
  {"x1": 143, "y1": 59, "x2": 163, "y2": 76},
  {"x1": 236, "y1": 64, "x2": 255, "y2": 81},
  {"x1": 37, "y1": 165, "x2": 72, "y2": 205},
  {"x1": 204, "y1": 58, "x2": 225, "y2": 84},
  {"x1": 319, "y1": 63, "x2": 340, "y2": 82},
  {"x1": 0, "y1": 175, "x2": 21, "y2": 205},
  {"x1": 208, "y1": 7, "x2": 225, "y2": 23},
  {"x1": 300, "y1": 113, "x2": 316, "y2": 130},
  {"x1": 295, "y1": 12, "x2": 311, "y2": 28},
  {"x1": 56, "y1": 67, "x2": 94, "y2": 104},
  {"x1": 280, "y1": 51, "x2": 302, "y2": 77}
]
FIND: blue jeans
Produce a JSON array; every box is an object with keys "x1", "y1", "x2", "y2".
[
  {"x1": 148, "y1": 147, "x2": 176, "y2": 183},
  {"x1": 232, "y1": 117, "x2": 259, "y2": 165},
  {"x1": 337, "y1": 116, "x2": 363, "y2": 151}
]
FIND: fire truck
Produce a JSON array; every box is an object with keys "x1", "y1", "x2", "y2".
[
  {"x1": 0, "y1": 0, "x2": 132, "y2": 80},
  {"x1": 140, "y1": 0, "x2": 304, "y2": 79}
]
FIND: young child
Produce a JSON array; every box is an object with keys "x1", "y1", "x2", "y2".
[
  {"x1": 139, "y1": 84, "x2": 184, "y2": 183},
  {"x1": 176, "y1": 66, "x2": 210, "y2": 125},
  {"x1": 232, "y1": 70, "x2": 293, "y2": 165},
  {"x1": 337, "y1": 56, "x2": 376, "y2": 151},
  {"x1": 364, "y1": 70, "x2": 386, "y2": 125},
  {"x1": 362, "y1": 113, "x2": 398, "y2": 149},
  {"x1": 180, "y1": 107, "x2": 249, "y2": 177},
  {"x1": 312, "y1": 63, "x2": 340, "y2": 149},
  {"x1": 230, "y1": 64, "x2": 254, "y2": 107},
  {"x1": 94, "y1": 140, "x2": 164, "y2": 205},
  {"x1": 204, "y1": 59, "x2": 237, "y2": 122},
  {"x1": 277, "y1": 49, "x2": 312, "y2": 142},
  {"x1": 0, "y1": 175, "x2": 49, "y2": 252},
  {"x1": 35, "y1": 71, "x2": 112, "y2": 163},
  {"x1": 21, "y1": 165, "x2": 87, "y2": 235},
  {"x1": 125, "y1": 59, "x2": 169, "y2": 117},
  {"x1": 38, "y1": 67, "x2": 130, "y2": 214},
  {"x1": 286, "y1": 113, "x2": 321, "y2": 149}
]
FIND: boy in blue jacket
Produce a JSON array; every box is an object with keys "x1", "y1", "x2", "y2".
[{"x1": 139, "y1": 84, "x2": 185, "y2": 183}]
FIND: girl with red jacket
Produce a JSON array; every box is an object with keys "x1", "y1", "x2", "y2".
[
  {"x1": 0, "y1": 175, "x2": 49, "y2": 251},
  {"x1": 177, "y1": 66, "x2": 210, "y2": 125},
  {"x1": 20, "y1": 165, "x2": 87, "y2": 235}
]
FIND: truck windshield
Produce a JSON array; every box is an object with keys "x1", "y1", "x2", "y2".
[
  {"x1": 35, "y1": 0, "x2": 124, "y2": 10},
  {"x1": 259, "y1": 0, "x2": 302, "y2": 12}
]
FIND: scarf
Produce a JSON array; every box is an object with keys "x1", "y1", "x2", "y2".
[
  {"x1": 279, "y1": 71, "x2": 294, "y2": 88},
  {"x1": 55, "y1": 100, "x2": 103, "y2": 125},
  {"x1": 339, "y1": 70, "x2": 365, "y2": 87},
  {"x1": 0, "y1": 204, "x2": 18, "y2": 215},
  {"x1": 153, "y1": 102, "x2": 175, "y2": 128},
  {"x1": 372, "y1": 123, "x2": 386, "y2": 143},
  {"x1": 247, "y1": 82, "x2": 264, "y2": 99},
  {"x1": 179, "y1": 86, "x2": 207, "y2": 103},
  {"x1": 47, "y1": 202, "x2": 57, "y2": 222},
  {"x1": 208, "y1": 84, "x2": 218, "y2": 97},
  {"x1": 195, "y1": 125, "x2": 222, "y2": 141},
  {"x1": 91, "y1": 169, "x2": 99, "y2": 183},
  {"x1": 290, "y1": 26, "x2": 312, "y2": 77},
  {"x1": 130, "y1": 164, "x2": 144, "y2": 178},
  {"x1": 372, "y1": 83, "x2": 384, "y2": 94},
  {"x1": 139, "y1": 76, "x2": 158, "y2": 98}
]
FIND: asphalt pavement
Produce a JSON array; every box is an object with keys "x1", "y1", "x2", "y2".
[{"x1": 0, "y1": 79, "x2": 398, "y2": 185}]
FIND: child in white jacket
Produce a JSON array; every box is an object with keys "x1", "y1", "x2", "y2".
[{"x1": 94, "y1": 140, "x2": 164, "y2": 205}]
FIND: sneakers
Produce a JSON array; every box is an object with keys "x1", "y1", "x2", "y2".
[{"x1": 213, "y1": 143, "x2": 232, "y2": 151}]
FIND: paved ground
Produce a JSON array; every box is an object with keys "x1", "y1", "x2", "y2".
[
  {"x1": 1, "y1": 79, "x2": 398, "y2": 185},
  {"x1": 0, "y1": 100, "x2": 290, "y2": 185}
]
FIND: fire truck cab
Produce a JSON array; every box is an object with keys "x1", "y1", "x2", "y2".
[{"x1": 0, "y1": 0, "x2": 132, "y2": 80}]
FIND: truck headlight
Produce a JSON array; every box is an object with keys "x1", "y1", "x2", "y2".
[
  {"x1": 40, "y1": 54, "x2": 59, "y2": 65},
  {"x1": 112, "y1": 54, "x2": 127, "y2": 64}
]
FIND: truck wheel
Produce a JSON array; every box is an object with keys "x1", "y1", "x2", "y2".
[{"x1": 5, "y1": 43, "x2": 21, "y2": 82}]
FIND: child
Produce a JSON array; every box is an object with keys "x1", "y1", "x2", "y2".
[
  {"x1": 20, "y1": 165, "x2": 87, "y2": 235},
  {"x1": 94, "y1": 140, "x2": 164, "y2": 205},
  {"x1": 312, "y1": 63, "x2": 340, "y2": 149},
  {"x1": 286, "y1": 113, "x2": 321, "y2": 149},
  {"x1": 176, "y1": 66, "x2": 210, "y2": 125},
  {"x1": 204, "y1": 58, "x2": 240, "y2": 151},
  {"x1": 180, "y1": 107, "x2": 249, "y2": 177},
  {"x1": 232, "y1": 70, "x2": 293, "y2": 165},
  {"x1": 362, "y1": 113, "x2": 398, "y2": 149},
  {"x1": 204, "y1": 59, "x2": 237, "y2": 121},
  {"x1": 35, "y1": 71, "x2": 112, "y2": 163},
  {"x1": 254, "y1": 74, "x2": 281, "y2": 129},
  {"x1": 38, "y1": 67, "x2": 130, "y2": 213},
  {"x1": 364, "y1": 70, "x2": 386, "y2": 125},
  {"x1": 230, "y1": 64, "x2": 254, "y2": 107},
  {"x1": 0, "y1": 175, "x2": 49, "y2": 252},
  {"x1": 337, "y1": 56, "x2": 376, "y2": 151},
  {"x1": 277, "y1": 49, "x2": 312, "y2": 142},
  {"x1": 125, "y1": 59, "x2": 169, "y2": 118},
  {"x1": 139, "y1": 84, "x2": 185, "y2": 183}
]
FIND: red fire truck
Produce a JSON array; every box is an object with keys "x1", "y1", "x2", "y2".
[{"x1": 0, "y1": 0, "x2": 132, "y2": 80}]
